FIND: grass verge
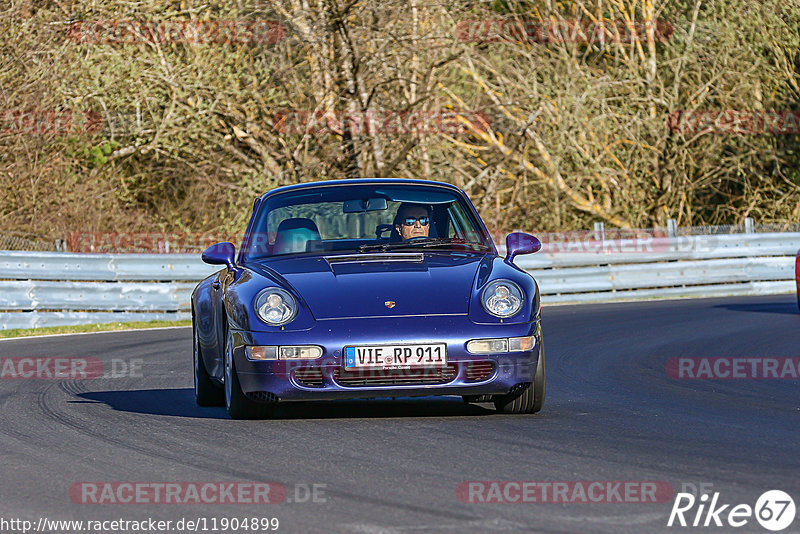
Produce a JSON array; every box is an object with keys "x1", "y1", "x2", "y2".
[{"x1": 0, "y1": 319, "x2": 192, "y2": 339}]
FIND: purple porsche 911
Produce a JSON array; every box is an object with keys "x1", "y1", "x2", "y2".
[{"x1": 192, "y1": 178, "x2": 545, "y2": 419}]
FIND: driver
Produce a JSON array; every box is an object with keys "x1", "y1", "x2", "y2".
[{"x1": 393, "y1": 203, "x2": 431, "y2": 241}]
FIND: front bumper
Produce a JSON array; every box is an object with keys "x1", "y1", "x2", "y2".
[{"x1": 231, "y1": 314, "x2": 541, "y2": 402}]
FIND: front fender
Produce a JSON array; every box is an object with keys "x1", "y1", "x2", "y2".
[
  {"x1": 192, "y1": 269, "x2": 228, "y2": 378},
  {"x1": 222, "y1": 267, "x2": 317, "y2": 333},
  {"x1": 468, "y1": 256, "x2": 539, "y2": 325}
]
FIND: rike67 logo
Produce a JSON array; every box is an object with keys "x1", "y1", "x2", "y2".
[{"x1": 668, "y1": 490, "x2": 796, "y2": 531}]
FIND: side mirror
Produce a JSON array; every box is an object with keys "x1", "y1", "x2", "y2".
[
  {"x1": 202, "y1": 242, "x2": 236, "y2": 271},
  {"x1": 505, "y1": 232, "x2": 541, "y2": 264}
]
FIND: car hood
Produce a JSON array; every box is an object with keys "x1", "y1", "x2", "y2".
[{"x1": 249, "y1": 252, "x2": 486, "y2": 319}]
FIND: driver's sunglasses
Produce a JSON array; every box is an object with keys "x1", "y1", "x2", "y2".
[{"x1": 402, "y1": 216, "x2": 430, "y2": 226}]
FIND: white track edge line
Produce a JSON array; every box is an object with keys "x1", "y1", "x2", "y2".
[{"x1": 0, "y1": 325, "x2": 191, "y2": 342}]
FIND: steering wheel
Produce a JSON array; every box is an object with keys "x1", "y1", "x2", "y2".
[{"x1": 376, "y1": 224, "x2": 394, "y2": 239}]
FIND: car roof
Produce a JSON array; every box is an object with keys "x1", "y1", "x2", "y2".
[{"x1": 259, "y1": 178, "x2": 463, "y2": 200}]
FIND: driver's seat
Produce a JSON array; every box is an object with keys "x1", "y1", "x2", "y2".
[{"x1": 273, "y1": 218, "x2": 321, "y2": 254}]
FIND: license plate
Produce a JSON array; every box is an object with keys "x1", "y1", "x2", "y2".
[{"x1": 344, "y1": 343, "x2": 447, "y2": 370}]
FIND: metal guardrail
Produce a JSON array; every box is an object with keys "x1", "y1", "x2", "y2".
[
  {"x1": 0, "y1": 251, "x2": 215, "y2": 330},
  {"x1": 1, "y1": 232, "x2": 798, "y2": 329},
  {"x1": 514, "y1": 232, "x2": 800, "y2": 304},
  {"x1": 0, "y1": 251, "x2": 212, "y2": 281}
]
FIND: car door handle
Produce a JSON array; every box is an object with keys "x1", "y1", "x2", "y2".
[{"x1": 212, "y1": 281, "x2": 221, "y2": 290}]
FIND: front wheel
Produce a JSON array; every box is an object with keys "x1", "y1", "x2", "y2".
[
  {"x1": 223, "y1": 325, "x2": 274, "y2": 419},
  {"x1": 493, "y1": 345, "x2": 546, "y2": 414}
]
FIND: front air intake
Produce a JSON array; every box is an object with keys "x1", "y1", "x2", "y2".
[
  {"x1": 246, "y1": 391, "x2": 279, "y2": 403},
  {"x1": 333, "y1": 364, "x2": 457, "y2": 387},
  {"x1": 293, "y1": 368, "x2": 324, "y2": 388},
  {"x1": 465, "y1": 361, "x2": 495, "y2": 382}
]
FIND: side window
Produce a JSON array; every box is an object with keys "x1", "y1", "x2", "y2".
[{"x1": 447, "y1": 203, "x2": 470, "y2": 242}]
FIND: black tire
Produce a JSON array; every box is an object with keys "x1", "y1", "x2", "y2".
[
  {"x1": 796, "y1": 280, "x2": 800, "y2": 311},
  {"x1": 531, "y1": 344, "x2": 546, "y2": 413},
  {"x1": 193, "y1": 315, "x2": 224, "y2": 407},
  {"x1": 494, "y1": 345, "x2": 546, "y2": 414},
  {"x1": 223, "y1": 324, "x2": 274, "y2": 419}
]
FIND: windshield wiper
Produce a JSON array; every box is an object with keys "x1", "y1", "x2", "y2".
[
  {"x1": 358, "y1": 238, "x2": 446, "y2": 252},
  {"x1": 387, "y1": 238, "x2": 454, "y2": 249},
  {"x1": 358, "y1": 238, "x2": 491, "y2": 253}
]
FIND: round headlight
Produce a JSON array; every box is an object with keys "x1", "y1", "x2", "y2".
[
  {"x1": 481, "y1": 280, "x2": 524, "y2": 318},
  {"x1": 255, "y1": 288, "x2": 297, "y2": 326}
]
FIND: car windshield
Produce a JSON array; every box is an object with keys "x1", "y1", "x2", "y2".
[{"x1": 243, "y1": 183, "x2": 494, "y2": 259}]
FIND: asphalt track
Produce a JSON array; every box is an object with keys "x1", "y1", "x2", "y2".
[{"x1": 1, "y1": 294, "x2": 798, "y2": 534}]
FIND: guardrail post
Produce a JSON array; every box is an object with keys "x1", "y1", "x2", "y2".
[
  {"x1": 593, "y1": 222, "x2": 605, "y2": 242},
  {"x1": 745, "y1": 217, "x2": 754, "y2": 234},
  {"x1": 667, "y1": 219, "x2": 677, "y2": 238}
]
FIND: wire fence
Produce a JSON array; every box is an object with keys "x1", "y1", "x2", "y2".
[{"x1": 0, "y1": 234, "x2": 65, "y2": 252}]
